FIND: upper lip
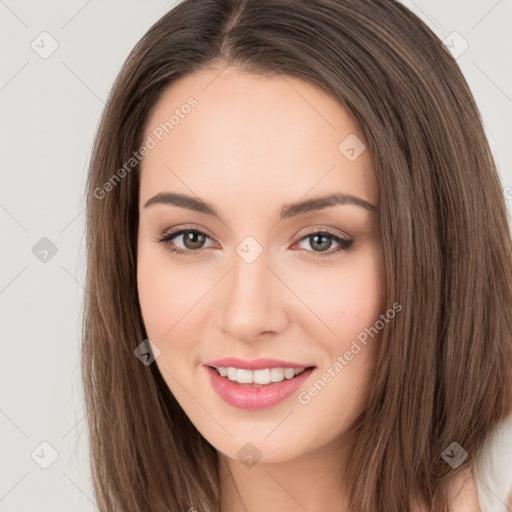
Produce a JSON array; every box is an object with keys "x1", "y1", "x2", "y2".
[{"x1": 203, "y1": 357, "x2": 316, "y2": 370}]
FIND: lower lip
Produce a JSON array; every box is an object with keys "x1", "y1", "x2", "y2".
[{"x1": 205, "y1": 366, "x2": 315, "y2": 410}]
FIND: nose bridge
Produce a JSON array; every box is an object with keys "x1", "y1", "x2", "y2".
[{"x1": 219, "y1": 243, "x2": 285, "y2": 338}]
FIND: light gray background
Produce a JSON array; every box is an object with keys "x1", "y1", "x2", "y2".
[{"x1": 1, "y1": 1, "x2": 511, "y2": 510}]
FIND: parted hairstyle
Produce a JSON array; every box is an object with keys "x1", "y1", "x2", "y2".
[{"x1": 81, "y1": 0, "x2": 512, "y2": 510}]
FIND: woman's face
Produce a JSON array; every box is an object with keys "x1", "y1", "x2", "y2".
[{"x1": 137, "y1": 66, "x2": 384, "y2": 463}]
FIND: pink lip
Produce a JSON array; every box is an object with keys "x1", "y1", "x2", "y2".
[
  {"x1": 203, "y1": 357, "x2": 315, "y2": 370},
  {"x1": 204, "y1": 365, "x2": 316, "y2": 410}
]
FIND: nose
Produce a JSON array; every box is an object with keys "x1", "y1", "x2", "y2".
[{"x1": 218, "y1": 249, "x2": 289, "y2": 342}]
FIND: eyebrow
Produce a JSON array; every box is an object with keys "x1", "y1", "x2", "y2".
[{"x1": 143, "y1": 191, "x2": 377, "y2": 219}]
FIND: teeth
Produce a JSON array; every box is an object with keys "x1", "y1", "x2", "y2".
[
  {"x1": 284, "y1": 368, "x2": 295, "y2": 379},
  {"x1": 253, "y1": 369, "x2": 270, "y2": 384},
  {"x1": 216, "y1": 366, "x2": 306, "y2": 385},
  {"x1": 236, "y1": 369, "x2": 253, "y2": 383},
  {"x1": 270, "y1": 367, "x2": 285, "y2": 382}
]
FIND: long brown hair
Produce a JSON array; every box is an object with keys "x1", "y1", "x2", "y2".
[{"x1": 81, "y1": 0, "x2": 512, "y2": 510}]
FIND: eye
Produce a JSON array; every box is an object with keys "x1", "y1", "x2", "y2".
[
  {"x1": 155, "y1": 227, "x2": 217, "y2": 258},
  {"x1": 293, "y1": 229, "x2": 354, "y2": 258},
  {"x1": 155, "y1": 226, "x2": 354, "y2": 258}
]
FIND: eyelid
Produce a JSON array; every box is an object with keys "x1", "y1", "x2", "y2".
[
  {"x1": 295, "y1": 225, "x2": 352, "y2": 241},
  {"x1": 157, "y1": 224, "x2": 219, "y2": 249},
  {"x1": 158, "y1": 223, "x2": 216, "y2": 242}
]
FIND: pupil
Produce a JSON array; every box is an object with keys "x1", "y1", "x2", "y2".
[
  {"x1": 184, "y1": 230, "x2": 205, "y2": 249},
  {"x1": 311, "y1": 234, "x2": 330, "y2": 251}
]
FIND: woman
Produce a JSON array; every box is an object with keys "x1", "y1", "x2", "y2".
[{"x1": 82, "y1": 0, "x2": 512, "y2": 510}]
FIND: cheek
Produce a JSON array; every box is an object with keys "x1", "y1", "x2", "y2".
[
  {"x1": 136, "y1": 244, "x2": 205, "y2": 341},
  {"x1": 292, "y1": 247, "x2": 384, "y2": 342},
  {"x1": 137, "y1": 251, "x2": 204, "y2": 392},
  {"x1": 137, "y1": 263, "x2": 171, "y2": 340},
  {"x1": 294, "y1": 256, "x2": 384, "y2": 445}
]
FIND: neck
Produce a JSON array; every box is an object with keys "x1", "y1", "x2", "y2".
[{"x1": 218, "y1": 435, "x2": 353, "y2": 512}]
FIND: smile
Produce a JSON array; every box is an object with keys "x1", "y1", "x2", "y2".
[
  {"x1": 213, "y1": 366, "x2": 306, "y2": 386},
  {"x1": 204, "y1": 364, "x2": 316, "y2": 409}
]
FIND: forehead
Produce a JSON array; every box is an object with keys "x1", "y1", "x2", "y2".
[{"x1": 139, "y1": 67, "x2": 378, "y2": 210}]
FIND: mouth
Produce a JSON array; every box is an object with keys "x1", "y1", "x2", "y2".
[
  {"x1": 206, "y1": 365, "x2": 316, "y2": 387},
  {"x1": 204, "y1": 363, "x2": 317, "y2": 410}
]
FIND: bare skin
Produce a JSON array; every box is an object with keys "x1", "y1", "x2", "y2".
[
  {"x1": 136, "y1": 66, "x2": 482, "y2": 511},
  {"x1": 448, "y1": 470, "x2": 482, "y2": 512}
]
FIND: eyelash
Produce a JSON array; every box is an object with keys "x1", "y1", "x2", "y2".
[{"x1": 155, "y1": 225, "x2": 354, "y2": 259}]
